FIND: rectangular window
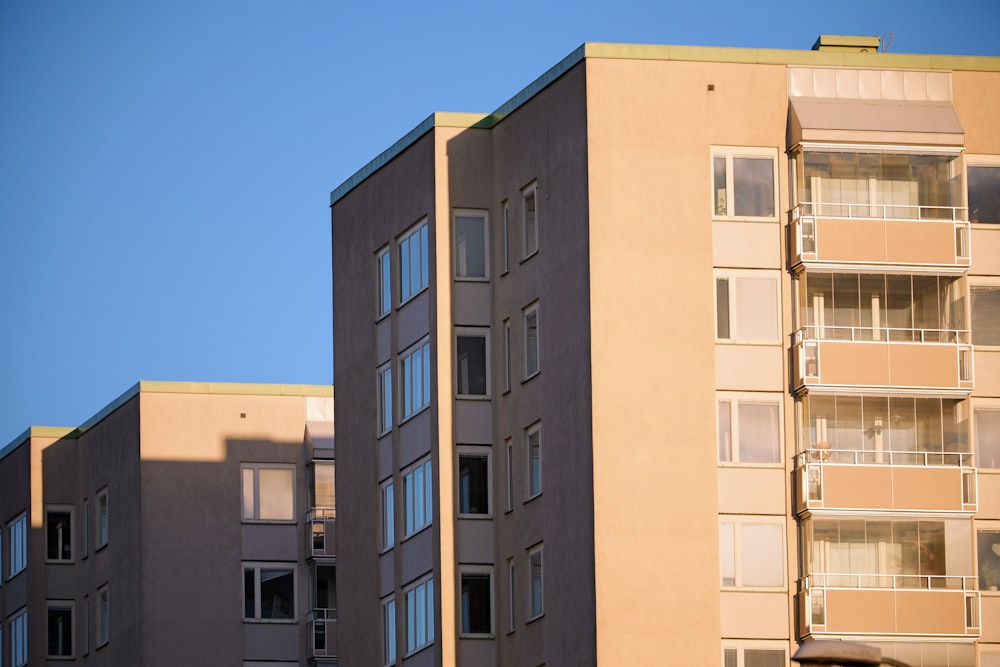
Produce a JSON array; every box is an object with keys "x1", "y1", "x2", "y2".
[
  {"x1": 458, "y1": 450, "x2": 490, "y2": 516},
  {"x1": 381, "y1": 480, "x2": 395, "y2": 549},
  {"x1": 46, "y1": 507, "x2": 73, "y2": 562},
  {"x1": 455, "y1": 212, "x2": 487, "y2": 279},
  {"x1": 403, "y1": 459, "x2": 433, "y2": 537},
  {"x1": 969, "y1": 164, "x2": 1000, "y2": 224},
  {"x1": 382, "y1": 597, "x2": 396, "y2": 665},
  {"x1": 82, "y1": 498, "x2": 89, "y2": 559},
  {"x1": 507, "y1": 557, "x2": 516, "y2": 631},
  {"x1": 978, "y1": 529, "x2": 1000, "y2": 589},
  {"x1": 378, "y1": 363, "x2": 392, "y2": 435},
  {"x1": 456, "y1": 331, "x2": 488, "y2": 397},
  {"x1": 399, "y1": 221, "x2": 429, "y2": 303},
  {"x1": 505, "y1": 438, "x2": 514, "y2": 512},
  {"x1": 9, "y1": 513, "x2": 26, "y2": 577},
  {"x1": 502, "y1": 202, "x2": 510, "y2": 274},
  {"x1": 527, "y1": 425, "x2": 542, "y2": 499},
  {"x1": 977, "y1": 409, "x2": 1000, "y2": 470},
  {"x1": 528, "y1": 545, "x2": 544, "y2": 619},
  {"x1": 10, "y1": 608, "x2": 27, "y2": 666},
  {"x1": 717, "y1": 395, "x2": 782, "y2": 464},
  {"x1": 82, "y1": 594, "x2": 89, "y2": 656},
  {"x1": 97, "y1": 488, "x2": 109, "y2": 548},
  {"x1": 722, "y1": 644, "x2": 787, "y2": 667},
  {"x1": 377, "y1": 246, "x2": 392, "y2": 318},
  {"x1": 715, "y1": 271, "x2": 780, "y2": 343},
  {"x1": 503, "y1": 319, "x2": 511, "y2": 392},
  {"x1": 719, "y1": 518, "x2": 785, "y2": 588},
  {"x1": 311, "y1": 462, "x2": 335, "y2": 509},
  {"x1": 524, "y1": 304, "x2": 539, "y2": 378},
  {"x1": 241, "y1": 464, "x2": 295, "y2": 522},
  {"x1": 401, "y1": 340, "x2": 431, "y2": 419},
  {"x1": 460, "y1": 568, "x2": 493, "y2": 636},
  {"x1": 523, "y1": 184, "x2": 538, "y2": 258},
  {"x1": 47, "y1": 602, "x2": 73, "y2": 658},
  {"x1": 972, "y1": 286, "x2": 1000, "y2": 346},
  {"x1": 712, "y1": 147, "x2": 778, "y2": 219},
  {"x1": 404, "y1": 576, "x2": 434, "y2": 654},
  {"x1": 97, "y1": 585, "x2": 109, "y2": 646},
  {"x1": 244, "y1": 564, "x2": 295, "y2": 620}
]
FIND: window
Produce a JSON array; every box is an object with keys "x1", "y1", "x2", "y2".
[
  {"x1": 382, "y1": 597, "x2": 396, "y2": 665},
  {"x1": 722, "y1": 644, "x2": 786, "y2": 667},
  {"x1": 82, "y1": 498, "x2": 89, "y2": 559},
  {"x1": 82, "y1": 594, "x2": 89, "y2": 656},
  {"x1": 712, "y1": 147, "x2": 777, "y2": 219},
  {"x1": 401, "y1": 340, "x2": 431, "y2": 419},
  {"x1": 502, "y1": 202, "x2": 510, "y2": 274},
  {"x1": 505, "y1": 438, "x2": 514, "y2": 512},
  {"x1": 503, "y1": 319, "x2": 511, "y2": 392},
  {"x1": 527, "y1": 424, "x2": 542, "y2": 499},
  {"x1": 972, "y1": 286, "x2": 1000, "y2": 346},
  {"x1": 10, "y1": 608, "x2": 27, "y2": 666},
  {"x1": 977, "y1": 409, "x2": 1000, "y2": 470},
  {"x1": 404, "y1": 576, "x2": 434, "y2": 654},
  {"x1": 46, "y1": 507, "x2": 73, "y2": 562},
  {"x1": 97, "y1": 488, "x2": 108, "y2": 548},
  {"x1": 968, "y1": 164, "x2": 1000, "y2": 224},
  {"x1": 403, "y1": 459, "x2": 433, "y2": 537},
  {"x1": 8, "y1": 513, "x2": 26, "y2": 577},
  {"x1": 717, "y1": 395, "x2": 781, "y2": 464},
  {"x1": 458, "y1": 450, "x2": 489, "y2": 516},
  {"x1": 241, "y1": 464, "x2": 294, "y2": 522},
  {"x1": 507, "y1": 558, "x2": 516, "y2": 631},
  {"x1": 244, "y1": 564, "x2": 295, "y2": 620},
  {"x1": 524, "y1": 304, "x2": 539, "y2": 378},
  {"x1": 978, "y1": 529, "x2": 1000, "y2": 589},
  {"x1": 311, "y1": 462, "x2": 335, "y2": 509},
  {"x1": 378, "y1": 363, "x2": 393, "y2": 434},
  {"x1": 377, "y1": 246, "x2": 392, "y2": 318},
  {"x1": 0, "y1": 530, "x2": 3, "y2": 585},
  {"x1": 460, "y1": 568, "x2": 493, "y2": 635},
  {"x1": 399, "y1": 221, "x2": 429, "y2": 303},
  {"x1": 456, "y1": 331, "x2": 488, "y2": 397},
  {"x1": 715, "y1": 271, "x2": 780, "y2": 343},
  {"x1": 523, "y1": 184, "x2": 538, "y2": 258},
  {"x1": 97, "y1": 585, "x2": 109, "y2": 647},
  {"x1": 455, "y1": 212, "x2": 487, "y2": 279},
  {"x1": 528, "y1": 545, "x2": 544, "y2": 619},
  {"x1": 47, "y1": 602, "x2": 73, "y2": 658},
  {"x1": 719, "y1": 518, "x2": 785, "y2": 588},
  {"x1": 381, "y1": 480, "x2": 395, "y2": 549}
]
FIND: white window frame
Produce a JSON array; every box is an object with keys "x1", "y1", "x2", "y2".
[
  {"x1": 46, "y1": 600, "x2": 75, "y2": 659},
  {"x1": 403, "y1": 458, "x2": 433, "y2": 539},
  {"x1": 10, "y1": 607, "x2": 27, "y2": 666},
  {"x1": 380, "y1": 479, "x2": 395, "y2": 551},
  {"x1": 505, "y1": 438, "x2": 514, "y2": 513},
  {"x1": 527, "y1": 544, "x2": 544, "y2": 621},
  {"x1": 243, "y1": 563, "x2": 297, "y2": 622},
  {"x1": 241, "y1": 464, "x2": 296, "y2": 523},
  {"x1": 382, "y1": 595, "x2": 397, "y2": 666},
  {"x1": 400, "y1": 339, "x2": 431, "y2": 421},
  {"x1": 404, "y1": 574, "x2": 435, "y2": 655},
  {"x1": 501, "y1": 201, "x2": 510, "y2": 275},
  {"x1": 714, "y1": 269, "x2": 781, "y2": 344},
  {"x1": 719, "y1": 516, "x2": 786, "y2": 589},
  {"x1": 457, "y1": 447, "x2": 491, "y2": 518},
  {"x1": 710, "y1": 146, "x2": 779, "y2": 221},
  {"x1": 522, "y1": 182, "x2": 539, "y2": 259},
  {"x1": 459, "y1": 565, "x2": 494, "y2": 637},
  {"x1": 716, "y1": 392, "x2": 784, "y2": 466},
  {"x1": 967, "y1": 154, "x2": 1000, "y2": 225},
  {"x1": 721, "y1": 640, "x2": 788, "y2": 667},
  {"x1": 503, "y1": 318, "x2": 511, "y2": 393},
  {"x1": 526, "y1": 423, "x2": 542, "y2": 500},
  {"x1": 454, "y1": 209, "x2": 489, "y2": 280},
  {"x1": 376, "y1": 245, "x2": 392, "y2": 319},
  {"x1": 8, "y1": 513, "x2": 26, "y2": 577},
  {"x1": 378, "y1": 362, "x2": 393, "y2": 436},
  {"x1": 523, "y1": 302, "x2": 539, "y2": 380},
  {"x1": 97, "y1": 488, "x2": 109, "y2": 549},
  {"x1": 455, "y1": 327, "x2": 490, "y2": 398},
  {"x1": 507, "y1": 557, "x2": 516, "y2": 632},
  {"x1": 97, "y1": 585, "x2": 109, "y2": 648},
  {"x1": 399, "y1": 220, "x2": 429, "y2": 305},
  {"x1": 46, "y1": 505, "x2": 74, "y2": 563}
]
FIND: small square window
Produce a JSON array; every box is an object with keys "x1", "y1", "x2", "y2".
[
  {"x1": 460, "y1": 569, "x2": 493, "y2": 635},
  {"x1": 717, "y1": 395, "x2": 782, "y2": 465},
  {"x1": 719, "y1": 518, "x2": 785, "y2": 588},
  {"x1": 241, "y1": 465, "x2": 295, "y2": 522},
  {"x1": 244, "y1": 564, "x2": 295, "y2": 621},
  {"x1": 458, "y1": 451, "x2": 490, "y2": 516},
  {"x1": 712, "y1": 148, "x2": 777, "y2": 219},
  {"x1": 715, "y1": 271, "x2": 780, "y2": 343}
]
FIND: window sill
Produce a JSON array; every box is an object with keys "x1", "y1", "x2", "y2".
[
  {"x1": 720, "y1": 585, "x2": 787, "y2": 593},
  {"x1": 521, "y1": 370, "x2": 540, "y2": 385},
  {"x1": 377, "y1": 428, "x2": 392, "y2": 440},
  {"x1": 95, "y1": 542, "x2": 109, "y2": 553},
  {"x1": 45, "y1": 559, "x2": 76, "y2": 565},
  {"x1": 46, "y1": 655, "x2": 75, "y2": 661},
  {"x1": 376, "y1": 312, "x2": 390, "y2": 324},
  {"x1": 711, "y1": 215, "x2": 780, "y2": 223},
  {"x1": 243, "y1": 618, "x2": 298, "y2": 624},
  {"x1": 379, "y1": 545, "x2": 395, "y2": 556},
  {"x1": 714, "y1": 339, "x2": 782, "y2": 346},
  {"x1": 399, "y1": 285, "x2": 429, "y2": 310},
  {"x1": 460, "y1": 632, "x2": 496, "y2": 639},
  {"x1": 524, "y1": 492, "x2": 542, "y2": 505},
  {"x1": 455, "y1": 275, "x2": 490, "y2": 283},
  {"x1": 458, "y1": 513, "x2": 493, "y2": 520},
  {"x1": 403, "y1": 642, "x2": 434, "y2": 659},
  {"x1": 519, "y1": 250, "x2": 539, "y2": 265},
  {"x1": 456, "y1": 394, "x2": 491, "y2": 401},
  {"x1": 717, "y1": 462, "x2": 784, "y2": 469},
  {"x1": 242, "y1": 519, "x2": 297, "y2": 525},
  {"x1": 400, "y1": 403, "x2": 431, "y2": 425},
  {"x1": 525, "y1": 612, "x2": 545, "y2": 625},
  {"x1": 401, "y1": 523, "x2": 432, "y2": 544}
]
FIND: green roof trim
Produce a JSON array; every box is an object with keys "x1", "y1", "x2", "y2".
[{"x1": 328, "y1": 41, "x2": 1000, "y2": 207}]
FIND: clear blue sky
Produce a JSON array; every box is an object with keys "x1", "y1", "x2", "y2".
[{"x1": 1, "y1": 0, "x2": 998, "y2": 446}]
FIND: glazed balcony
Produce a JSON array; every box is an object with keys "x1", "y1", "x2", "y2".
[
  {"x1": 797, "y1": 575, "x2": 979, "y2": 639},
  {"x1": 307, "y1": 508, "x2": 336, "y2": 560},
  {"x1": 792, "y1": 326, "x2": 973, "y2": 393},
  {"x1": 310, "y1": 608, "x2": 338, "y2": 659},
  {"x1": 790, "y1": 203, "x2": 970, "y2": 270}
]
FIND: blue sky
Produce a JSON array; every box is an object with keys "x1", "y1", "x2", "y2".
[{"x1": 1, "y1": 0, "x2": 998, "y2": 446}]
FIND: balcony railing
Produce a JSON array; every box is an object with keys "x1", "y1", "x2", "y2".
[
  {"x1": 310, "y1": 608, "x2": 338, "y2": 659},
  {"x1": 307, "y1": 508, "x2": 336, "y2": 559},
  {"x1": 792, "y1": 327, "x2": 974, "y2": 393},
  {"x1": 790, "y1": 203, "x2": 971, "y2": 269}
]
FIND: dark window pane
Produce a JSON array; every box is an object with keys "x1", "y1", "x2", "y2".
[
  {"x1": 461, "y1": 573, "x2": 492, "y2": 634},
  {"x1": 457, "y1": 336, "x2": 487, "y2": 395},
  {"x1": 459, "y1": 455, "x2": 489, "y2": 515},
  {"x1": 969, "y1": 166, "x2": 1000, "y2": 224}
]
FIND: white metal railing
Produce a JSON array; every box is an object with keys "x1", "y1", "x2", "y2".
[
  {"x1": 793, "y1": 325, "x2": 970, "y2": 345},
  {"x1": 310, "y1": 608, "x2": 338, "y2": 657},
  {"x1": 801, "y1": 573, "x2": 977, "y2": 592},
  {"x1": 793, "y1": 202, "x2": 967, "y2": 222},
  {"x1": 795, "y1": 448, "x2": 974, "y2": 468}
]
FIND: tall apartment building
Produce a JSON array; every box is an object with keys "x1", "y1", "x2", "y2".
[
  {"x1": 0, "y1": 381, "x2": 337, "y2": 666},
  {"x1": 329, "y1": 35, "x2": 1000, "y2": 667}
]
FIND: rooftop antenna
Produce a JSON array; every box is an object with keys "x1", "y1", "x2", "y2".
[{"x1": 881, "y1": 32, "x2": 894, "y2": 53}]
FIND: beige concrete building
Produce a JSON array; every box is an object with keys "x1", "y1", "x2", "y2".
[
  {"x1": 329, "y1": 35, "x2": 1000, "y2": 667},
  {"x1": 0, "y1": 381, "x2": 337, "y2": 666}
]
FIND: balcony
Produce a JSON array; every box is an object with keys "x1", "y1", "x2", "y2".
[
  {"x1": 792, "y1": 326, "x2": 973, "y2": 393},
  {"x1": 310, "y1": 608, "x2": 338, "y2": 660},
  {"x1": 307, "y1": 509, "x2": 336, "y2": 560},
  {"x1": 795, "y1": 449, "x2": 976, "y2": 515},
  {"x1": 797, "y1": 575, "x2": 979, "y2": 639},
  {"x1": 791, "y1": 203, "x2": 971, "y2": 271}
]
